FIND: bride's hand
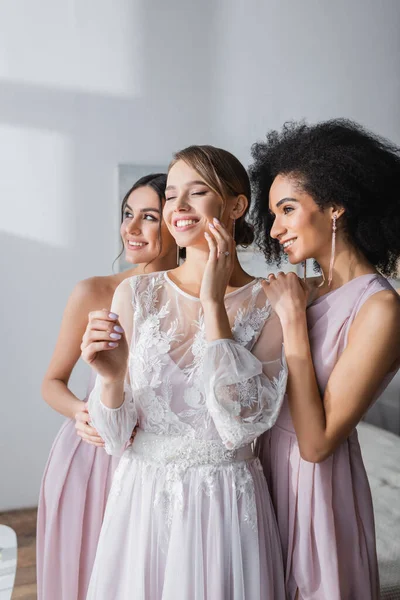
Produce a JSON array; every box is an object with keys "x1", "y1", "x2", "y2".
[
  {"x1": 200, "y1": 218, "x2": 235, "y2": 307},
  {"x1": 80, "y1": 309, "x2": 128, "y2": 383}
]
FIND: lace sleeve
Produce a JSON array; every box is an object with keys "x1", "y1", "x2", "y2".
[
  {"x1": 87, "y1": 278, "x2": 137, "y2": 456},
  {"x1": 87, "y1": 377, "x2": 137, "y2": 456},
  {"x1": 203, "y1": 310, "x2": 287, "y2": 450}
]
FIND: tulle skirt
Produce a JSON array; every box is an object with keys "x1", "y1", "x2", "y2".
[
  {"x1": 37, "y1": 416, "x2": 119, "y2": 600},
  {"x1": 87, "y1": 430, "x2": 286, "y2": 600}
]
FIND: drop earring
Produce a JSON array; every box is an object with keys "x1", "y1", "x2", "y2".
[
  {"x1": 232, "y1": 219, "x2": 236, "y2": 241},
  {"x1": 176, "y1": 245, "x2": 180, "y2": 266},
  {"x1": 327, "y1": 214, "x2": 337, "y2": 288},
  {"x1": 303, "y1": 259, "x2": 307, "y2": 283}
]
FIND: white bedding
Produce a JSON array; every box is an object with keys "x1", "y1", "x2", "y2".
[{"x1": 358, "y1": 422, "x2": 400, "y2": 599}]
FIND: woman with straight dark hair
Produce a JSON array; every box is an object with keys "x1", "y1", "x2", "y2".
[
  {"x1": 250, "y1": 119, "x2": 400, "y2": 600},
  {"x1": 37, "y1": 174, "x2": 177, "y2": 600}
]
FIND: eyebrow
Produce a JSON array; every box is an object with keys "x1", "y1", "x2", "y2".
[
  {"x1": 275, "y1": 197, "x2": 299, "y2": 208},
  {"x1": 165, "y1": 180, "x2": 208, "y2": 191},
  {"x1": 125, "y1": 203, "x2": 160, "y2": 213}
]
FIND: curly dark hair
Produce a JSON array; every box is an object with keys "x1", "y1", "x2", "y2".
[{"x1": 249, "y1": 119, "x2": 400, "y2": 276}]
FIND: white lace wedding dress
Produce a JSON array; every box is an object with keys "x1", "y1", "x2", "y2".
[{"x1": 86, "y1": 271, "x2": 287, "y2": 600}]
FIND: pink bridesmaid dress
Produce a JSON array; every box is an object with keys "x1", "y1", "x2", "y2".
[
  {"x1": 36, "y1": 376, "x2": 119, "y2": 600},
  {"x1": 257, "y1": 273, "x2": 399, "y2": 600}
]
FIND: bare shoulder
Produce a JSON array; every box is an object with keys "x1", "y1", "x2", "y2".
[
  {"x1": 362, "y1": 287, "x2": 400, "y2": 314},
  {"x1": 69, "y1": 275, "x2": 118, "y2": 312},
  {"x1": 354, "y1": 288, "x2": 400, "y2": 333},
  {"x1": 346, "y1": 288, "x2": 400, "y2": 373}
]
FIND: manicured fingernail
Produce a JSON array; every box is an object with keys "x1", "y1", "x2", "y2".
[
  {"x1": 113, "y1": 325, "x2": 124, "y2": 333},
  {"x1": 213, "y1": 217, "x2": 220, "y2": 224},
  {"x1": 109, "y1": 312, "x2": 118, "y2": 320},
  {"x1": 209, "y1": 222, "x2": 215, "y2": 229},
  {"x1": 110, "y1": 333, "x2": 121, "y2": 340},
  {"x1": 108, "y1": 342, "x2": 118, "y2": 347},
  {"x1": 204, "y1": 232, "x2": 210, "y2": 238}
]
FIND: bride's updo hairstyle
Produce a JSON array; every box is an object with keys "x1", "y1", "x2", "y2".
[{"x1": 169, "y1": 145, "x2": 254, "y2": 247}]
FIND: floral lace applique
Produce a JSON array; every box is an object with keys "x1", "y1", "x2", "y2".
[
  {"x1": 179, "y1": 283, "x2": 273, "y2": 429},
  {"x1": 129, "y1": 274, "x2": 191, "y2": 435},
  {"x1": 137, "y1": 380, "x2": 192, "y2": 436},
  {"x1": 232, "y1": 280, "x2": 271, "y2": 347},
  {"x1": 218, "y1": 378, "x2": 260, "y2": 416},
  {"x1": 107, "y1": 450, "x2": 133, "y2": 500},
  {"x1": 207, "y1": 346, "x2": 288, "y2": 450},
  {"x1": 119, "y1": 435, "x2": 259, "y2": 535},
  {"x1": 179, "y1": 313, "x2": 213, "y2": 431},
  {"x1": 183, "y1": 313, "x2": 208, "y2": 381},
  {"x1": 128, "y1": 275, "x2": 279, "y2": 442},
  {"x1": 130, "y1": 272, "x2": 164, "y2": 319},
  {"x1": 152, "y1": 460, "x2": 259, "y2": 548}
]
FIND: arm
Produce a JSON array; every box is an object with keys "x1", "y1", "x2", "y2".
[
  {"x1": 267, "y1": 274, "x2": 400, "y2": 462},
  {"x1": 201, "y1": 221, "x2": 234, "y2": 342},
  {"x1": 204, "y1": 309, "x2": 287, "y2": 450},
  {"x1": 198, "y1": 221, "x2": 287, "y2": 449},
  {"x1": 42, "y1": 278, "x2": 107, "y2": 419},
  {"x1": 83, "y1": 279, "x2": 137, "y2": 455}
]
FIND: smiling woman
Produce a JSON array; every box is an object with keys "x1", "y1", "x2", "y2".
[
  {"x1": 37, "y1": 173, "x2": 177, "y2": 600},
  {"x1": 165, "y1": 145, "x2": 254, "y2": 250},
  {"x1": 81, "y1": 144, "x2": 288, "y2": 600},
  {"x1": 250, "y1": 119, "x2": 400, "y2": 600},
  {"x1": 119, "y1": 174, "x2": 176, "y2": 265}
]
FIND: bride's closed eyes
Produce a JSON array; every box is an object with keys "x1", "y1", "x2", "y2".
[
  {"x1": 191, "y1": 190, "x2": 208, "y2": 197},
  {"x1": 165, "y1": 181, "x2": 212, "y2": 201}
]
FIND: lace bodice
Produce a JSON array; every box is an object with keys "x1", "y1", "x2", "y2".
[{"x1": 89, "y1": 271, "x2": 287, "y2": 455}]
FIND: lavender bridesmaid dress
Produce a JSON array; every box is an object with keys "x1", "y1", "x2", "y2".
[
  {"x1": 257, "y1": 273, "x2": 399, "y2": 600},
  {"x1": 36, "y1": 374, "x2": 119, "y2": 600}
]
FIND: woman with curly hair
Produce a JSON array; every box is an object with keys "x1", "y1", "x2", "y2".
[{"x1": 250, "y1": 119, "x2": 400, "y2": 600}]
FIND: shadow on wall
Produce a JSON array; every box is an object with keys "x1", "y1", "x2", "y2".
[
  {"x1": 0, "y1": 230, "x2": 91, "y2": 510},
  {"x1": 0, "y1": 0, "x2": 222, "y2": 511}
]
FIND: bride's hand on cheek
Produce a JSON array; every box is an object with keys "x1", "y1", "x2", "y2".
[{"x1": 200, "y1": 218, "x2": 235, "y2": 307}]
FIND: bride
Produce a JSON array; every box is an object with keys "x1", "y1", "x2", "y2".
[{"x1": 81, "y1": 145, "x2": 287, "y2": 599}]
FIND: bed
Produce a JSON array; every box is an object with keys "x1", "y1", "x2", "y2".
[{"x1": 358, "y1": 421, "x2": 400, "y2": 599}]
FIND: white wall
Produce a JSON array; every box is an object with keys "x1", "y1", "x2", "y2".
[
  {"x1": 0, "y1": 0, "x2": 219, "y2": 510},
  {"x1": 210, "y1": 0, "x2": 400, "y2": 162},
  {"x1": 1, "y1": 0, "x2": 399, "y2": 510}
]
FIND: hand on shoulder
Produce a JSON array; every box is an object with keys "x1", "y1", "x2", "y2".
[{"x1": 261, "y1": 271, "x2": 308, "y2": 322}]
